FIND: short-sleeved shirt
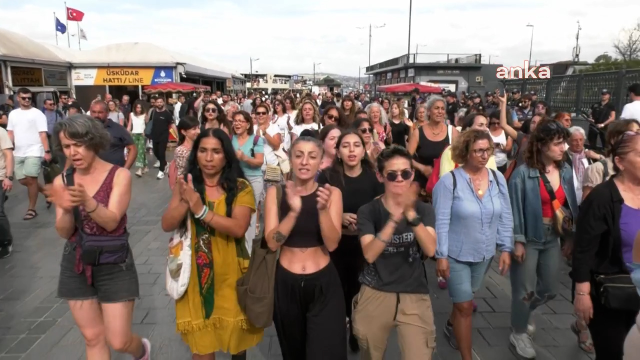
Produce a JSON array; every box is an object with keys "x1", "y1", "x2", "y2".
[
  {"x1": 7, "y1": 107, "x2": 48, "y2": 157},
  {"x1": 590, "y1": 101, "x2": 615, "y2": 124},
  {"x1": 261, "y1": 122, "x2": 281, "y2": 169},
  {"x1": 150, "y1": 109, "x2": 174, "y2": 141},
  {"x1": 357, "y1": 198, "x2": 435, "y2": 294},
  {"x1": 0, "y1": 128, "x2": 13, "y2": 180},
  {"x1": 232, "y1": 135, "x2": 264, "y2": 177},
  {"x1": 582, "y1": 158, "x2": 614, "y2": 189},
  {"x1": 99, "y1": 119, "x2": 134, "y2": 167}
]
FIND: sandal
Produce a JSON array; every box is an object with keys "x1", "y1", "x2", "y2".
[
  {"x1": 571, "y1": 320, "x2": 594, "y2": 353},
  {"x1": 23, "y1": 209, "x2": 38, "y2": 221}
]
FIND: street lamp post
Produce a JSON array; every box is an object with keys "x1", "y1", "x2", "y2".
[
  {"x1": 415, "y1": 44, "x2": 427, "y2": 54},
  {"x1": 313, "y1": 62, "x2": 322, "y2": 85},
  {"x1": 526, "y1": 23, "x2": 534, "y2": 66},
  {"x1": 407, "y1": 0, "x2": 412, "y2": 63},
  {"x1": 489, "y1": 54, "x2": 499, "y2": 64},
  {"x1": 357, "y1": 23, "x2": 385, "y2": 94},
  {"x1": 249, "y1": 57, "x2": 259, "y2": 87}
]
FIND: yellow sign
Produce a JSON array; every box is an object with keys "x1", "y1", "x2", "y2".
[
  {"x1": 94, "y1": 68, "x2": 155, "y2": 85},
  {"x1": 11, "y1": 67, "x2": 44, "y2": 87}
]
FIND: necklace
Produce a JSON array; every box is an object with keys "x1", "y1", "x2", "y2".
[
  {"x1": 427, "y1": 123, "x2": 444, "y2": 136},
  {"x1": 204, "y1": 182, "x2": 219, "y2": 188}
]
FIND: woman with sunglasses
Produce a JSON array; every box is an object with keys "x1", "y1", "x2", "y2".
[
  {"x1": 573, "y1": 130, "x2": 640, "y2": 360},
  {"x1": 433, "y1": 130, "x2": 513, "y2": 360},
  {"x1": 352, "y1": 146, "x2": 437, "y2": 359},
  {"x1": 321, "y1": 105, "x2": 347, "y2": 128},
  {"x1": 264, "y1": 136, "x2": 346, "y2": 360},
  {"x1": 353, "y1": 118, "x2": 385, "y2": 163},
  {"x1": 488, "y1": 111, "x2": 513, "y2": 173},
  {"x1": 200, "y1": 101, "x2": 230, "y2": 134},
  {"x1": 318, "y1": 129, "x2": 383, "y2": 353},
  {"x1": 232, "y1": 110, "x2": 264, "y2": 251},
  {"x1": 290, "y1": 100, "x2": 321, "y2": 144},
  {"x1": 507, "y1": 119, "x2": 577, "y2": 359}
]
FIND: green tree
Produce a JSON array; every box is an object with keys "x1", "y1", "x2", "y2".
[
  {"x1": 613, "y1": 22, "x2": 640, "y2": 61},
  {"x1": 594, "y1": 53, "x2": 613, "y2": 63}
]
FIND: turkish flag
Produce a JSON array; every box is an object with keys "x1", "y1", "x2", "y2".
[{"x1": 66, "y1": 7, "x2": 85, "y2": 21}]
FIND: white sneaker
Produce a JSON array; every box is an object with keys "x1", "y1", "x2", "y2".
[
  {"x1": 153, "y1": 161, "x2": 160, "y2": 168},
  {"x1": 156, "y1": 171, "x2": 164, "y2": 179},
  {"x1": 527, "y1": 320, "x2": 536, "y2": 336},
  {"x1": 135, "y1": 168, "x2": 143, "y2": 177},
  {"x1": 510, "y1": 332, "x2": 536, "y2": 359}
]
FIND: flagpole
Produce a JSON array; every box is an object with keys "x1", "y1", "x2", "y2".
[
  {"x1": 77, "y1": 22, "x2": 81, "y2": 50},
  {"x1": 65, "y1": 2, "x2": 70, "y2": 48},
  {"x1": 54, "y1": 12, "x2": 58, "y2": 45}
]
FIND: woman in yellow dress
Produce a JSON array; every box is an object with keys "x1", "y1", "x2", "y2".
[{"x1": 162, "y1": 128, "x2": 263, "y2": 360}]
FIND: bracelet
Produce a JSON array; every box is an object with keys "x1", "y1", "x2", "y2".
[
  {"x1": 86, "y1": 202, "x2": 99, "y2": 214},
  {"x1": 575, "y1": 291, "x2": 589, "y2": 296},
  {"x1": 195, "y1": 205, "x2": 208, "y2": 220},
  {"x1": 374, "y1": 233, "x2": 390, "y2": 245},
  {"x1": 389, "y1": 217, "x2": 399, "y2": 224}
]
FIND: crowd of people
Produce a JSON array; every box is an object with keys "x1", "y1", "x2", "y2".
[{"x1": 0, "y1": 83, "x2": 640, "y2": 360}]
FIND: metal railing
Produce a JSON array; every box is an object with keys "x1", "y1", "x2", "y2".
[
  {"x1": 366, "y1": 53, "x2": 483, "y2": 73},
  {"x1": 502, "y1": 69, "x2": 640, "y2": 114}
]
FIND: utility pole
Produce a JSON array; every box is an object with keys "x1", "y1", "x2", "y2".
[
  {"x1": 526, "y1": 23, "x2": 534, "y2": 66},
  {"x1": 407, "y1": 0, "x2": 412, "y2": 64},
  {"x1": 313, "y1": 62, "x2": 322, "y2": 85},
  {"x1": 573, "y1": 21, "x2": 582, "y2": 63},
  {"x1": 250, "y1": 57, "x2": 259, "y2": 87}
]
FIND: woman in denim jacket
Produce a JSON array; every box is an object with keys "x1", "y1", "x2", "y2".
[{"x1": 507, "y1": 120, "x2": 578, "y2": 359}]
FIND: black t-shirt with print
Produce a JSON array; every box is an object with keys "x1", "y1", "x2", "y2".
[
  {"x1": 357, "y1": 198, "x2": 435, "y2": 294},
  {"x1": 150, "y1": 109, "x2": 174, "y2": 141}
]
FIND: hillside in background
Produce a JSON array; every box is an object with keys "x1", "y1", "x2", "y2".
[{"x1": 298, "y1": 72, "x2": 364, "y2": 89}]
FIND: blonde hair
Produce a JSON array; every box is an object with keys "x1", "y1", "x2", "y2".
[{"x1": 294, "y1": 99, "x2": 321, "y2": 125}]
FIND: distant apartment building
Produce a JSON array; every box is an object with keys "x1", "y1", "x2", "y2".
[{"x1": 241, "y1": 73, "x2": 302, "y2": 93}]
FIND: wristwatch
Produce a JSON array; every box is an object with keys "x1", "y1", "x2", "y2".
[
  {"x1": 45, "y1": 150, "x2": 51, "y2": 154},
  {"x1": 6, "y1": 176, "x2": 13, "y2": 181},
  {"x1": 406, "y1": 215, "x2": 421, "y2": 227}
]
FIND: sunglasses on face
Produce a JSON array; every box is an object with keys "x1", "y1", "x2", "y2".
[
  {"x1": 256, "y1": 111, "x2": 267, "y2": 116},
  {"x1": 325, "y1": 114, "x2": 338, "y2": 121},
  {"x1": 490, "y1": 122, "x2": 500, "y2": 126},
  {"x1": 204, "y1": 108, "x2": 217, "y2": 113},
  {"x1": 359, "y1": 127, "x2": 373, "y2": 134},
  {"x1": 385, "y1": 169, "x2": 413, "y2": 182},
  {"x1": 20, "y1": 96, "x2": 32, "y2": 101}
]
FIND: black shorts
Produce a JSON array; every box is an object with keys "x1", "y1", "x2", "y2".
[{"x1": 57, "y1": 241, "x2": 140, "y2": 303}]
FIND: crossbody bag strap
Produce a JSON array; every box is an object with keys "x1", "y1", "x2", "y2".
[
  {"x1": 62, "y1": 167, "x2": 83, "y2": 230},
  {"x1": 539, "y1": 172, "x2": 557, "y2": 202},
  {"x1": 490, "y1": 168, "x2": 500, "y2": 191}
]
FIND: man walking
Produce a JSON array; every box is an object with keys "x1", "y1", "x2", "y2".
[
  {"x1": 7, "y1": 88, "x2": 51, "y2": 220},
  {"x1": 148, "y1": 97, "x2": 176, "y2": 179},
  {"x1": 88, "y1": 101, "x2": 137, "y2": 169}
]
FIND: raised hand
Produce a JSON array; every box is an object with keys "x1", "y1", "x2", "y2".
[
  {"x1": 285, "y1": 181, "x2": 302, "y2": 214},
  {"x1": 316, "y1": 184, "x2": 332, "y2": 211}
]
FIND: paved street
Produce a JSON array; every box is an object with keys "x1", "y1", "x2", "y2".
[{"x1": 0, "y1": 159, "x2": 594, "y2": 360}]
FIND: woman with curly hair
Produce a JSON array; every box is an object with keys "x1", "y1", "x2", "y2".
[{"x1": 161, "y1": 128, "x2": 262, "y2": 360}]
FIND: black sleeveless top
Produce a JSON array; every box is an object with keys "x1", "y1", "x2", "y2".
[
  {"x1": 389, "y1": 119, "x2": 410, "y2": 148},
  {"x1": 414, "y1": 126, "x2": 450, "y2": 188},
  {"x1": 279, "y1": 187, "x2": 324, "y2": 248}
]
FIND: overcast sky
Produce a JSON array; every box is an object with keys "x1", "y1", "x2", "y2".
[{"x1": 1, "y1": 0, "x2": 638, "y2": 77}]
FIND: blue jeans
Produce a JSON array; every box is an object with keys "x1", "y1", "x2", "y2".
[
  {"x1": 0, "y1": 186, "x2": 12, "y2": 247},
  {"x1": 510, "y1": 224, "x2": 560, "y2": 333},
  {"x1": 447, "y1": 256, "x2": 493, "y2": 303}
]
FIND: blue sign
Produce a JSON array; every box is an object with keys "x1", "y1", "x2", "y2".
[
  {"x1": 292, "y1": 75, "x2": 299, "y2": 81},
  {"x1": 151, "y1": 68, "x2": 174, "y2": 85}
]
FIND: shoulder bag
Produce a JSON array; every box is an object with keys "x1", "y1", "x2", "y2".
[
  {"x1": 539, "y1": 173, "x2": 573, "y2": 239},
  {"x1": 63, "y1": 167, "x2": 129, "y2": 266},
  {"x1": 236, "y1": 184, "x2": 283, "y2": 328},
  {"x1": 166, "y1": 216, "x2": 192, "y2": 300},
  {"x1": 144, "y1": 109, "x2": 155, "y2": 138}
]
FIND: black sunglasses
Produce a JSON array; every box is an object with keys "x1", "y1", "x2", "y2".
[
  {"x1": 490, "y1": 121, "x2": 500, "y2": 126},
  {"x1": 20, "y1": 96, "x2": 32, "y2": 101},
  {"x1": 256, "y1": 111, "x2": 267, "y2": 116},
  {"x1": 204, "y1": 108, "x2": 217, "y2": 113},
  {"x1": 359, "y1": 127, "x2": 373, "y2": 134},
  {"x1": 385, "y1": 169, "x2": 413, "y2": 182},
  {"x1": 325, "y1": 114, "x2": 338, "y2": 121}
]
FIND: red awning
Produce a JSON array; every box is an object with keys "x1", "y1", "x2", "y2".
[
  {"x1": 143, "y1": 82, "x2": 211, "y2": 94},
  {"x1": 377, "y1": 83, "x2": 442, "y2": 94}
]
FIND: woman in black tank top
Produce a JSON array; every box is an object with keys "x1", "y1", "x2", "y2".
[
  {"x1": 407, "y1": 97, "x2": 459, "y2": 199},
  {"x1": 264, "y1": 136, "x2": 347, "y2": 360}
]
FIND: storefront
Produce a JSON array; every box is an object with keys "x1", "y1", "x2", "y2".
[
  {"x1": 1, "y1": 63, "x2": 71, "y2": 108},
  {"x1": 72, "y1": 67, "x2": 175, "y2": 108}
]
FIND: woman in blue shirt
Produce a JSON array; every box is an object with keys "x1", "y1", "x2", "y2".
[
  {"x1": 433, "y1": 129, "x2": 513, "y2": 360},
  {"x1": 232, "y1": 110, "x2": 264, "y2": 252}
]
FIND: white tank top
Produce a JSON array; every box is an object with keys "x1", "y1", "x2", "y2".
[
  {"x1": 131, "y1": 114, "x2": 146, "y2": 134},
  {"x1": 491, "y1": 130, "x2": 508, "y2": 166}
]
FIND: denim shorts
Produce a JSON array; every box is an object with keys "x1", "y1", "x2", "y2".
[
  {"x1": 447, "y1": 256, "x2": 493, "y2": 303},
  {"x1": 57, "y1": 241, "x2": 140, "y2": 303}
]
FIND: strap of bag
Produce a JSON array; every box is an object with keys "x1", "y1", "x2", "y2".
[
  {"x1": 250, "y1": 135, "x2": 260, "y2": 158},
  {"x1": 599, "y1": 158, "x2": 609, "y2": 183},
  {"x1": 490, "y1": 168, "x2": 500, "y2": 191},
  {"x1": 539, "y1": 172, "x2": 558, "y2": 202}
]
